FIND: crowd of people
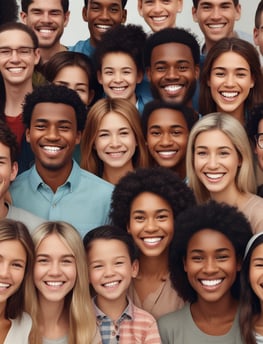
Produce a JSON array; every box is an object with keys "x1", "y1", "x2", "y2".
[{"x1": 1, "y1": 0, "x2": 263, "y2": 343}]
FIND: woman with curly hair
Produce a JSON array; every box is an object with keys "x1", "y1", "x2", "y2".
[{"x1": 110, "y1": 166, "x2": 196, "y2": 318}]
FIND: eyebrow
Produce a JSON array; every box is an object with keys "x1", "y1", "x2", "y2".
[
  {"x1": 33, "y1": 118, "x2": 73, "y2": 124},
  {"x1": 251, "y1": 257, "x2": 263, "y2": 263},
  {"x1": 36, "y1": 253, "x2": 75, "y2": 258},
  {"x1": 189, "y1": 248, "x2": 231, "y2": 253},
  {"x1": 132, "y1": 208, "x2": 171, "y2": 214},
  {"x1": 212, "y1": 66, "x2": 250, "y2": 72},
  {"x1": 98, "y1": 127, "x2": 130, "y2": 131},
  {"x1": 195, "y1": 145, "x2": 232, "y2": 149},
  {"x1": 149, "y1": 124, "x2": 185, "y2": 129}
]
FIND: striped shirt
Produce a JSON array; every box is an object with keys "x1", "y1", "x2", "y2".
[{"x1": 93, "y1": 297, "x2": 161, "y2": 344}]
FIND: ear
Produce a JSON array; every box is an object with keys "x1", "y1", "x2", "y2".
[
  {"x1": 127, "y1": 223, "x2": 131, "y2": 234},
  {"x1": 34, "y1": 48, "x2": 41, "y2": 66},
  {"x1": 131, "y1": 259, "x2": 139, "y2": 278},
  {"x1": 25, "y1": 128, "x2": 30, "y2": 143},
  {"x1": 192, "y1": 7, "x2": 198, "y2": 23},
  {"x1": 137, "y1": 0, "x2": 143, "y2": 16},
  {"x1": 97, "y1": 70, "x2": 103, "y2": 85},
  {"x1": 177, "y1": 0, "x2": 183, "y2": 13},
  {"x1": 82, "y1": 6, "x2": 88, "y2": 22},
  {"x1": 194, "y1": 65, "x2": 200, "y2": 80},
  {"x1": 10, "y1": 162, "x2": 18, "y2": 182},
  {"x1": 136, "y1": 71, "x2": 144, "y2": 84},
  {"x1": 146, "y1": 67, "x2": 152, "y2": 82},
  {"x1": 63, "y1": 11, "x2": 70, "y2": 28},
  {"x1": 236, "y1": 258, "x2": 242, "y2": 272},
  {"x1": 234, "y1": 4, "x2": 241, "y2": 21},
  {"x1": 75, "y1": 131, "x2": 81, "y2": 145},
  {"x1": 254, "y1": 27, "x2": 260, "y2": 46},
  {"x1": 121, "y1": 9, "x2": 127, "y2": 24},
  {"x1": 250, "y1": 76, "x2": 255, "y2": 89},
  {"x1": 20, "y1": 11, "x2": 28, "y2": 24}
]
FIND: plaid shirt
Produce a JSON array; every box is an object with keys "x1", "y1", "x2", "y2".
[{"x1": 93, "y1": 297, "x2": 161, "y2": 344}]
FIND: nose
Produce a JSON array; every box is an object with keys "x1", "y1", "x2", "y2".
[
  {"x1": 109, "y1": 134, "x2": 121, "y2": 147},
  {"x1": 165, "y1": 67, "x2": 179, "y2": 80},
  {"x1": 152, "y1": 2, "x2": 162, "y2": 12},
  {"x1": 160, "y1": 133, "x2": 173, "y2": 146},
  {"x1": 0, "y1": 262, "x2": 11, "y2": 278},
  {"x1": 9, "y1": 49, "x2": 20, "y2": 62},
  {"x1": 104, "y1": 264, "x2": 115, "y2": 277},
  {"x1": 100, "y1": 8, "x2": 111, "y2": 21},
  {"x1": 144, "y1": 218, "x2": 158, "y2": 233},
  {"x1": 45, "y1": 126, "x2": 60, "y2": 141},
  {"x1": 48, "y1": 261, "x2": 61, "y2": 275},
  {"x1": 40, "y1": 11, "x2": 52, "y2": 23},
  {"x1": 210, "y1": 6, "x2": 221, "y2": 19},
  {"x1": 223, "y1": 73, "x2": 235, "y2": 87},
  {"x1": 206, "y1": 154, "x2": 219, "y2": 169},
  {"x1": 203, "y1": 257, "x2": 219, "y2": 274},
  {"x1": 113, "y1": 71, "x2": 122, "y2": 83}
]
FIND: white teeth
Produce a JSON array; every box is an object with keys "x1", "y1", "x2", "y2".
[
  {"x1": 158, "y1": 151, "x2": 177, "y2": 157},
  {"x1": 164, "y1": 85, "x2": 182, "y2": 92},
  {"x1": 46, "y1": 281, "x2": 63, "y2": 286},
  {"x1": 8, "y1": 68, "x2": 23, "y2": 73},
  {"x1": 107, "y1": 152, "x2": 124, "y2": 158},
  {"x1": 208, "y1": 24, "x2": 225, "y2": 29},
  {"x1": 0, "y1": 282, "x2": 10, "y2": 288},
  {"x1": 43, "y1": 146, "x2": 60, "y2": 152},
  {"x1": 112, "y1": 87, "x2": 126, "y2": 91},
  {"x1": 206, "y1": 173, "x2": 224, "y2": 179},
  {"x1": 104, "y1": 281, "x2": 119, "y2": 288},
  {"x1": 143, "y1": 237, "x2": 162, "y2": 243},
  {"x1": 152, "y1": 16, "x2": 167, "y2": 22},
  {"x1": 39, "y1": 29, "x2": 53, "y2": 33},
  {"x1": 221, "y1": 92, "x2": 238, "y2": 98},
  {"x1": 96, "y1": 25, "x2": 111, "y2": 31},
  {"x1": 201, "y1": 279, "x2": 222, "y2": 286}
]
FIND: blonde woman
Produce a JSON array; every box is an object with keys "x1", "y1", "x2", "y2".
[
  {"x1": 81, "y1": 98, "x2": 149, "y2": 184},
  {"x1": 29, "y1": 221, "x2": 101, "y2": 344},
  {"x1": 186, "y1": 112, "x2": 263, "y2": 233}
]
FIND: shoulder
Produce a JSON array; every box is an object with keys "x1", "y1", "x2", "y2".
[
  {"x1": 78, "y1": 167, "x2": 114, "y2": 190},
  {"x1": 6, "y1": 312, "x2": 32, "y2": 343},
  {"x1": 7, "y1": 203, "x2": 44, "y2": 232},
  {"x1": 158, "y1": 304, "x2": 189, "y2": 328}
]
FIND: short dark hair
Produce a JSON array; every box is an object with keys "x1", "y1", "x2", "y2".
[
  {"x1": 192, "y1": 0, "x2": 239, "y2": 8},
  {"x1": 144, "y1": 27, "x2": 200, "y2": 68},
  {"x1": 255, "y1": 0, "x2": 263, "y2": 28},
  {"x1": 247, "y1": 103, "x2": 263, "y2": 144},
  {"x1": 0, "y1": 22, "x2": 38, "y2": 49},
  {"x1": 83, "y1": 225, "x2": 138, "y2": 262},
  {"x1": 110, "y1": 167, "x2": 196, "y2": 231},
  {"x1": 21, "y1": 0, "x2": 69, "y2": 13},
  {"x1": 22, "y1": 84, "x2": 87, "y2": 131},
  {"x1": 141, "y1": 100, "x2": 196, "y2": 138},
  {"x1": 84, "y1": 0, "x2": 127, "y2": 8},
  {"x1": 94, "y1": 24, "x2": 146, "y2": 74},
  {"x1": 169, "y1": 201, "x2": 252, "y2": 303},
  {"x1": 0, "y1": 120, "x2": 18, "y2": 163},
  {"x1": 0, "y1": 0, "x2": 18, "y2": 23}
]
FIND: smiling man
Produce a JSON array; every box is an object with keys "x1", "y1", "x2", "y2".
[
  {"x1": 20, "y1": 0, "x2": 70, "y2": 64},
  {"x1": 144, "y1": 28, "x2": 200, "y2": 111},
  {"x1": 10, "y1": 84, "x2": 113, "y2": 237}
]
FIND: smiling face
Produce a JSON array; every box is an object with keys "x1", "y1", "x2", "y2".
[
  {"x1": 194, "y1": 129, "x2": 240, "y2": 198},
  {"x1": 0, "y1": 142, "x2": 18, "y2": 200},
  {"x1": 0, "y1": 29, "x2": 40, "y2": 86},
  {"x1": 94, "y1": 111, "x2": 137, "y2": 172},
  {"x1": 254, "y1": 12, "x2": 263, "y2": 57},
  {"x1": 192, "y1": 0, "x2": 241, "y2": 51},
  {"x1": 87, "y1": 238, "x2": 138, "y2": 307},
  {"x1": 83, "y1": 0, "x2": 127, "y2": 47},
  {"x1": 208, "y1": 51, "x2": 254, "y2": 121},
  {"x1": 184, "y1": 229, "x2": 240, "y2": 304},
  {"x1": 146, "y1": 107, "x2": 189, "y2": 178},
  {"x1": 147, "y1": 42, "x2": 199, "y2": 106},
  {"x1": 249, "y1": 243, "x2": 263, "y2": 304},
  {"x1": 34, "y1": 233, "x2": 77, "y2": 303},
  {"x1": 53, "y1": 65, "x2": 94, "y2": 106},
  {"x1": 128, "y1": 192, "x2": 174, "y2": 258},
  {"x1": 98, "y1": 52, "x2": 142, "y2": 105},
  {"x1": 0, "y1": 240, "x2": 26, "y2": 308},
  {"x1": 138, "y1": 0, "x2": 183, "y2": 32},
  {"x1": 20, "y1": 0, "x2": 69, "y2": 50},
  {"x1": 26, "y1": 102, "x2": 81, "y2": 178}
]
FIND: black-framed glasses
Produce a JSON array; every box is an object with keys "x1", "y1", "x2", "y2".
[
  {"x1": 255, "y1": 133, "x2": 263, "y2": 149},
  {"x1": 0, "y1": 47, "x2": 35, "y2": 58}
]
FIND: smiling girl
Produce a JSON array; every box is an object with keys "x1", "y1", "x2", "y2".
[
  {"x1": 186, "y1": 112, "x2": 263, "y2": 234},
  {"x1": 199, "y1": 37, "x2": 263, "y2": 127},
  {"x1": 81, "y1": 98, "x2": 149, "y2": 185}
]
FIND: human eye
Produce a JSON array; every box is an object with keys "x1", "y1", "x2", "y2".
[
  {"x1": 12, "y1": 261, "x2": 25, "y2": 269},
  {"x1": 0, "y1": 48, "x2": 11, "y2": 56},
  {"x1": 98, "y1": 131, "x2": 109, "y2": 138},
  {"x1": 157, "y1": 213, "x2": 169, "y2": 221},
  {"x1": 236, "y1": 71, "x2": 247, "y2": 78},
  {"x1": 62, "y1": 257, "x2": 74, "y2": 264},
  {"x1": 31, "y1": 9, "x2": 42, "y2": 15},
  {"x1": 195, "y1": 149, "x2": 207, "y2": 157},
  {"x1": 59, "y1": 124, "x2": 70, "y2": 131},
  {"x1": 149, "y1": 129, "x2": 161, "y2": 136},
  {"x1": 133, "y1": 214, "x2": 145, "y2": 222},
  {"x1": 92, "y1": 263, "x2": 103, "y2": 269},
  {"x1": 36, "y1": 257, "x2": 49, "y2": 264},
  {"x1": 200, "y1": 3, "x2": 211, "y2": 10},
  {"x1": 177, "y1": 64, "x2": 189, "y2": 72},
  {"x1": 104, "y1": 69, "x2": 113, "y2": 76},
  {"x1": 120, "y1": 130, "x2": 129, "y2": 136},
  {"x1": 90, "y1": 4, "x2": 100, "y2": 11},
  {"x1": 76, "y1": 87, "x2": 87, "y2": 94},
  {"x1": 191, "y1": 255, "x2": 203, "y2": 262},
  {"x1": 115, "y1": 260, "x2": 124, "y2": 266},
  {"x1": 219, "y1": 150, "x2": 230, "y2": 157},
  {"x1": 214, "y1": 71, "x2": 225, "y2": 77},
  {"x1": 216, "y1": 254, "x2": 229, "y2": 261},
  {"x1": 171, "y1": 129, "x2": 182, "y2": 136},
  {"x1": 110, "y1": 5, "x2": 120, "y2": 13},
  {"x1": 155, "y1": 64, "x2": 166, "y2": 72},
  {"x1": 34, "y1": 123, "x2": 46, "y2": 130},
  {"x1": 18, "y1": 47, "x2": 33, "y2": 56},
  {"x1": 50, "y1": 10, "x2": 62, "y2": 16}
]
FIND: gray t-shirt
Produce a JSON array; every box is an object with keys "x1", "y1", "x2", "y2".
[{"x1": 158, "y1": 303, "x2": 243, "y2": 344}]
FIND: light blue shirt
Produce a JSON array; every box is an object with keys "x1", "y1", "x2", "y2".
[
  {"x1": 10, "y1": 161, "x2": 114, "y2": 237},
  {"x1": 69, "y1": 38, "x2": 95, "y2": 57}
]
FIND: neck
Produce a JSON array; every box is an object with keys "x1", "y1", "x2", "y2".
[
  {"x1": 96, "y1": 295, "x2": 128, "y2": 321},
  {"x1": 4, "y1": 81, "x2": 33, "y2": 117},
  {"x1": 40, "y1": 43, "x2": 67, "y2": 64},
  {"x1": 102, "y1": 161, "x2": 134, "y2": 185},
  {"x1": 137, "y1": 251, "x2": 169, "y2": 278}
]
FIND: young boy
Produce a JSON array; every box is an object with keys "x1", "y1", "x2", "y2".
[
  {"x1": 254, "y1": 0, "x2": 263, "y2": 58},
  {"x1": 83, "y1": 225, "x2": 161, "y2": 343},
  {"x1": 138, "y1": 0, "x2": 183, "y2": 33},
  {"x1": 94, "y1": 24, "x2": 151, "y2": 113},
  {"x1": 141, "y1": 100, "x2": 196, "y2": 180},
  {"x1": 0, "y1": 121, "x2": 43, "y2": 231},
  {"x1": 69, "y1": 0, "x2": 127, "y2": 57}
]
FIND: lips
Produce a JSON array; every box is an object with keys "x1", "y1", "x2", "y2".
[
  {"x1": 95, "y1": 24, "x2": 112, "y2": 32},
  {"x1": 106, "y1": 151, "x2": 126, "y2": 158},
  {"x1": 102, "y1": 280, "x2": 120, "y2": 288},
  {"x1": 151, "y1": 15, "x2": 168, "y2": 23},
  {"x1": 7, "y1": 67, "x2": 24, "y2": 73},
  {"x1": 143, "y1": 237, "x2": 162, "y2": 246},
  {"x1": 207, "y1": 23, "x2": 226, "y2": 29},
  {"x1": 0, "y1": 282, "x2": 10, "y2": 288},
  {"x1": 42, "y1": 146, "x2": 62, "y2": 152},
  {"x1": 157, "y1": 150, "x2": 178, "y2": 158},
  {"x1": 220, "y1": 91, "x2": 239, "y2": 99},
  {"x1": 45, "y1": 281, "x2": 64, "y2": 287},
  {"x1": 163, "y1": 85, "x2": 183, "y2": 94},
  {"x1": 205, "y1": 173, "x2": 225, "y2": 180},
  {"x1": 200, "y1": 279, "x2": 223, "y2": 287}
]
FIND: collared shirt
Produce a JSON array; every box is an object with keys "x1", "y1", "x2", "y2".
[
  {"x1": 94, "y1": 297, "x2": 161, "y2": 344},
  {"x1": 10, "y1": 160, "x2": 114, "y2": 237}
]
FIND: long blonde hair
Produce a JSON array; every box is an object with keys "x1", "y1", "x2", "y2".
[
  {"x1": 29, "y1": 221, "x2": 98, "y2": 344},
  {"x1": 186, "y1": 112, "x2": 257, "y2": 203}
]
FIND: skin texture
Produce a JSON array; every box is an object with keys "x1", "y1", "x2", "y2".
[
  {"x1": 146, "y1": 107, "x2": 189, "y2": 178},
  {"x1": 194, "y1": 129, "x2": 240, "y2": 199},
  {"x1": 34, "y1": 233, "x2": 77, "y2": 303},
  {"x1": 146, "y1": 42, "x2": 199, "y2": 106},
  {"x1": 20, "y1": 0, "x2": 70, "y2": 51},
  {"x1": 192, "y1": 0, "x2": 241, "y2": 53},
  {"x1": 0, "y1": 240, "x2": 26, "y2": 309},
  {"x1": 255, "y1": 119, "x2": 263, "y2": 172},
  {"x1": 207, "y1": 51, "x2": 254, "y2": 123},
  {"x1": 254, "y1": 11, "x2": 263, "y2": 56},
  {"x1": 82, "y1": 0, "x2": 127, "y2": 47},
  {"x1": 97, "y1": 52, "x2": 142, "y2": 105},
  {"x1": 53, "y1": 65, "x2": 94, "y2": 106},
  {"x1": 128, "y1": 191, "x2": 174, "y2": 259},
  {"x1": 249, "y1": 243, "x2": 263, "y2": 304},
  {"x1": 138, "y1": 0, "x2": 183, "y2": 32}
]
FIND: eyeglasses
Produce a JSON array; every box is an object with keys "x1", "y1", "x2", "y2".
[
  {"x1": 0, "y1": 47, "x2": 35, "y2": 58},
  {"x1": 255, "y1": 133, "x2": 263, "y2": 149}
]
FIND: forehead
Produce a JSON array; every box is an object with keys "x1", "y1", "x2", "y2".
[
  {"x1": 88, "y1": 0, "x2": 123, "y2": 7},
  {"x1": 151, "y1": 42, "x2": 195, "y2": 64},
  {"x1": 88, "y1": 238, "x2": 130, "y2": 258},
  {"x1": 187, "y1": 228, "x2": 234, "y2": 251},
  {"x1": 102, "y1": 52, "x2": 135, "y2": 66},
  {"x1": 31, "y1": 102, "x2": 77, "y2": 122},
  {"x1": 148, "y1": 108, "x2": 188, "y2": 126},
  {"x1": 0, "y1": 30, "x2": 33, "y2": 45},
  {"x1": 28, "y1": 0, "x2": 64, "y2": 10},
  {"x1": 196, "y1": 0, "x2": 237, "y2": 7}
]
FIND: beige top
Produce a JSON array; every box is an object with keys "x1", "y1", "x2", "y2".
[
  {"x1": 240, "y1": 194, "x2": 263, "y2": 234},
  {"x1": 128, "y1": 275, "x2": 184, "y2": 319}
]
